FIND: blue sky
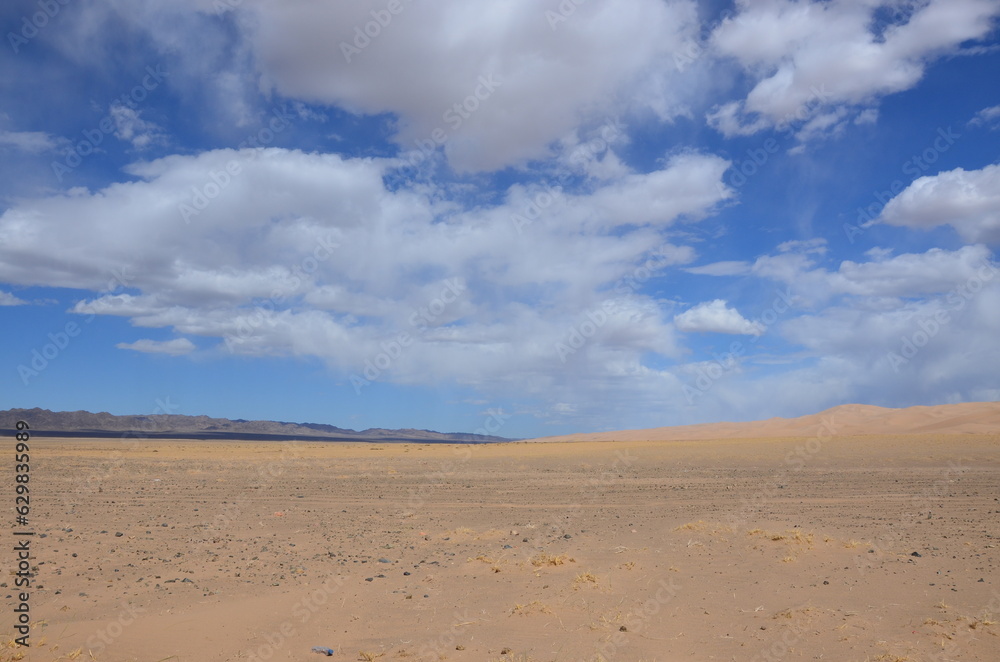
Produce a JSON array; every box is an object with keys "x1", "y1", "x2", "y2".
[{"x1": 1, "y1": 0, "x2": 999, "y2": 439}]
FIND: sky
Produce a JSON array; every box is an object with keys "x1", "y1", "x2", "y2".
[{"x1": 1, "y1": 0, "x2": 999, "y2": 440}]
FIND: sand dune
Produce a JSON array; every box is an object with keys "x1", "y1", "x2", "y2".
[{"x1": 527, "y1": 401, "x2": 1000, "y2": 442}]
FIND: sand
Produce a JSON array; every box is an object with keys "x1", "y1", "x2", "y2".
[{"x1": 4, "y1": 405, "x2": 999, "y2": 661}]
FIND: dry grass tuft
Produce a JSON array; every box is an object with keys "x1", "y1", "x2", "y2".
[
  {"x1": 531, "y1": 553, "x2": 574, "y2": 567},
  {"x1": 511, "y1": 600, "x2": 552, "y2": 616},
  {"x1": 2, "y1": 636, "x2": 31, "y2": 661},
  {"x1": 748, "y1": 528, "x2": 814, "y2": 547},
  {"x1": 674, "y1": 520, "x2": 707, "y2": 531}
]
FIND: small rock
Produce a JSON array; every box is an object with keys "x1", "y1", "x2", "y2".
[
  {"x1": 823, "y1": 580, "x2": 829, "y2": 585},
  {"x1": 115, "y1": 532, "x2": 124, "y2": 537},
  {"x1": 619, "y1": 625, "x2": 628, "y2": 632},
  {"x1": 365, "y1": 577, "x2": 374, "y2": 582},
  {"x1": 403, "y1": 571, "x2": 411, "y2": 576},
  {"x1": 911, "y1": 551, "x2": 922, "y2": 557},
  {"x1": 563, "y1": 534, "x2": 572, "y2": 539}
]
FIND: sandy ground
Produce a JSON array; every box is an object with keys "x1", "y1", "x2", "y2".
[{"x1": 4, "y1": 430, "x2": 999, "y2": 661}]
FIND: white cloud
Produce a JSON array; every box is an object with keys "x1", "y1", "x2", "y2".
[
  {"x1": 878, "y1": 164, "x2": 1000, "y2": 243},
  {"x1": 684, "y1": 260, "x2": 750, "y2": 276},
  {"x1": 970, "y1": 104, "x2": 1000, "y2": 129},
  {"x1": 829, "y1": 246, "x2": 997, "y2": 298},
  {"x1": 237, "y1": 0, "x2": 701, "y2": 172},
  {"x1": 665, "y1": 246, "x2": 1000, "y2": 427},
  {"x1": 855, "y1": 108, "x2": 878, "y2": 125},
  {"x1": 674, "y1": 299, "x2": 763, "y2": 336},
  {"x1": 116, "y1": 338, "x2": 196, "y2": 355},
  {"x1": 110, "y1": 103, "x2": 165, "y2": 149},
  {"x1": 708, "y1": 0, "x2": 1000, "y2": 142},
  {"x1": 0, "y1": 146, "x2": 730, "y2": 394},
  {"x1": 749, "y1": 243, "x2": 997, "y2": 304},
  {"x1": 0, "y1": 130, "x2": 66, "y2": 153},
  {"x1": 0, "y1": 290, "x2": 27, "y2": 306}
]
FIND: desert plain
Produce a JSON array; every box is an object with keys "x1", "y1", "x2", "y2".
[{"x1": 4, "y1": 403, "x2": 1000, "y2": 661}]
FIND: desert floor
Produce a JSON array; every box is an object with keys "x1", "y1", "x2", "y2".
[{"x1": 4, "y1": 433, "x2": 999, "y2": 661}]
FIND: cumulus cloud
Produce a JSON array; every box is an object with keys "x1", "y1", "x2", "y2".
[
  {"x1": 665, "y1": 244, "x2": 1000, "y2": 427},
  {"x1": 0, "y1": 146, "x2": 730, "y2": 391},
  {"x1": 237, "y1": 0, "x2": 701, "y2": 172},
  {"x1": 708, "y1": 0, "x2": 1000, "y2": 142},
  {"x1": 116, "y1": 338, "x2": 196, "y2": 355},
  {"x1": 749, "y1": 242, "x2": 997, "y2": 304},
  {"x1": 674, "y1": 299, "x2": 763, "y2": 336},
  {"x1": 878, "y1": 164, "x2": 1000, "y2": 243}
]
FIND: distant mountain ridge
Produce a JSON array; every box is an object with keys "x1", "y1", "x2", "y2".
[{"x1": 0, "y1": 408, "x2": 509, "y2": 443}]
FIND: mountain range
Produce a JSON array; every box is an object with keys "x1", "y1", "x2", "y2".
[{"x1": 0, "y1": 408, "x2": 510, "y2": 443}]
